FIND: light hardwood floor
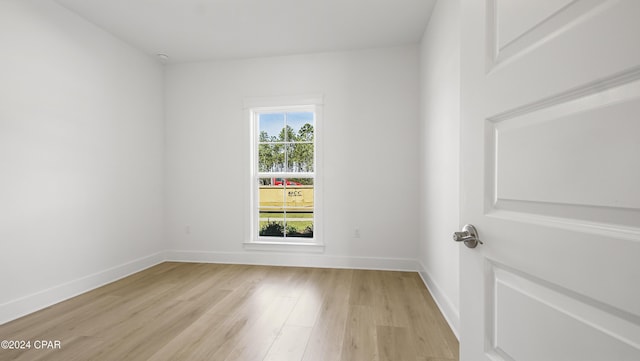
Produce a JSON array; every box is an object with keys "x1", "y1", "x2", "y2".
[{"x1": 0, "y1": 262, "x2": 459, "y2": 361}]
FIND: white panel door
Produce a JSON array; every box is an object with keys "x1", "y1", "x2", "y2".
[{"x1": 459, "y1": 1, "x2": 640, "y2": 360}]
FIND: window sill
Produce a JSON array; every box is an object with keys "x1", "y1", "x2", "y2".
[{"x1": 243, "y1": 241, "x2": 325, "y2": 253}]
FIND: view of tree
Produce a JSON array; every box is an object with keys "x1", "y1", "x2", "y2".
[{"x1": 258, "y1": 123, "x2": 314, "y2": 173}]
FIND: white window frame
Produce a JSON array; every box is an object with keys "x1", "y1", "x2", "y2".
[{"x1": 243, "y1": 95, "x2": 323, "y2": 252}]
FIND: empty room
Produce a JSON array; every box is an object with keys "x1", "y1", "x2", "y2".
[{"x1": 1, "y1": 0, "x2": 639, "y2": 360}]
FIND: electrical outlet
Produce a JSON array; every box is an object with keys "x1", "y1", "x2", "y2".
[
  {"x1": 185, "y1": 226, "x2": 191, "y2": 235},
  {"x1": 354, "y1": 227, "x2": 361, "y2": 238}
]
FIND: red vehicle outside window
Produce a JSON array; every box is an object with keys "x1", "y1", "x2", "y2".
[{"x1": 272, "y1": 178, "x2": 302, "y2": 186}]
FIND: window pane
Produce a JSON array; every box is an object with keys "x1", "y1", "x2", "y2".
[
  {"x1": 283, "y1": 180, "x2": 313, "y2": 238},
  {"x1": 287, "y1": 143, "x2": 314, "y2": 172},
  {"x1": 287, "y1": 112, "x2": 314, "y2": 142},
  {"x1": 258, "y1": 143, "x2": 285, "y2": 172},
  {"x1": 285, "y1": 217, "x2": 313, "y2": 238},
  {"x1": 259, "y1": 218, "x2": 285, "y2": 237},
  {"x1": 258, "y1": 178, "x2": 284, "y2": 237},
  {"x1": 259, "y1": 113, "x2": 284, "y2": 141},
  {"x1": 283, "y1": 179, "x2": 313, "y2": 212}
]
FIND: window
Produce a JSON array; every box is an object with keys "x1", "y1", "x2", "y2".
[{"x1": 249, "y1": 102, "x2": 321, "y2": 246}]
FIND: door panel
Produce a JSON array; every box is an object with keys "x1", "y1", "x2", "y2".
[
  {"x1": 488, "y1": 0, "x2": 611, "y2": 69},
  {"x1": 494, "y1": 0, "x2": 574, "y2": 51},
  {"x1": 490, "y1": 77, "x2": 640, "y2": 220},
  {"x1": 489, "y1": 263, "x2": 640, "y2": 361},
  {"x1": 460, "y1": 1, "x2": 640, "y2": 360},
  {"x1": 487, "y1": 0, "x2": 640, "y2": 113}
]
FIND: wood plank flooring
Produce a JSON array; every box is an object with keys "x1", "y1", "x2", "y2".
[{"x1": 0, "y1": 262, "x2": 459, "y2": 361}]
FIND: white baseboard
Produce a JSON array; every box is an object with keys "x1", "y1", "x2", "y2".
[
  {"x1": 1, "y1": 250, "x2": 435, "y2": 327},
  {"x1": 417, "y1": 262, "x2": 460, "y2": 339},
  {"x1": 0, "y1": 252, "x2": 165, "y2": 325},
  {"x1": 166, "y1": 249, "x2": 420, "y2": 272}
]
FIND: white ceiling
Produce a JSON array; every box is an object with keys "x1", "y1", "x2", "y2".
[{"x1": 54, "y1": 0, "x2": 436, "y2": 63}]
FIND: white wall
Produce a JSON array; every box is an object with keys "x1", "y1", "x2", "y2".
[
  {"x1": 0, "y1": 0, "x2": 452, "y2": 328},
  {"x1": 164, "y1": 47, "x2": 421, "y2": 269},
  {"x1": 0, "y1": 0, "x2": 165, "y2": 323},
  {"x1": 418, "y1": 0, "x2": 461, "y2": 336}
]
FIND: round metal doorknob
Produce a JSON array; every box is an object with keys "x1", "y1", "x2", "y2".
[{"x1": 453, "y1": 224, "x2": 483, "y2": 248}]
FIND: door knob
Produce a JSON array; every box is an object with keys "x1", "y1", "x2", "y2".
[{"x1": 453, "y1": 224, "x2": 483, "y2": 248}]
